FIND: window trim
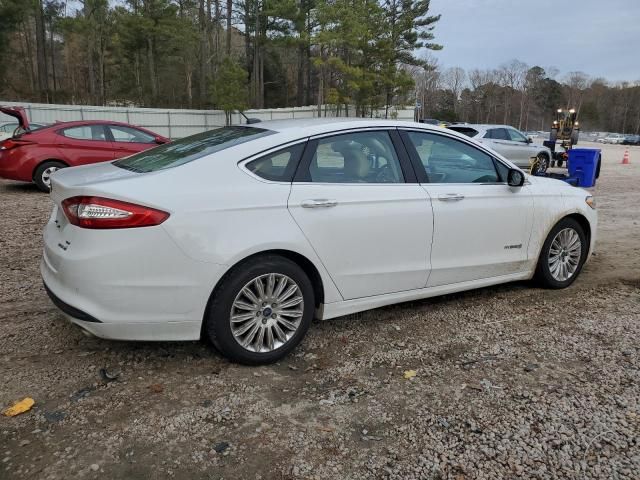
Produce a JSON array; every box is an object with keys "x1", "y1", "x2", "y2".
[
  {"x1": 398, "y1": 128, "x2": 516, "y2": 185},
  {"x1": 57, "y1": 124, "x2": 110, "y2": 143},
  {"x1": 292, "y1": 128, "x2": 413, "y2": 185}
]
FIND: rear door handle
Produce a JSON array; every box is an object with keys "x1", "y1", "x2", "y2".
[
  {"x1": 301, "y1": 199, "x2": 338, "y2": 208},
  {"x1": 438, "y1": 193, "x2": 465, "y2": 202}
]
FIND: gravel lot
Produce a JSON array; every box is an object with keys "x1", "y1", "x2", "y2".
[{"x1": 1, "y1": 142, "x2": 639, "y2": 479}]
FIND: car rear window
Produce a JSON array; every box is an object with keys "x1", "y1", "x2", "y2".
[
  {"x1": 447, "y1": 126, "x2": 479, "y2": 137},
  {"x1": 114, "y1": 126, "x2": 273, "y2": 173}
]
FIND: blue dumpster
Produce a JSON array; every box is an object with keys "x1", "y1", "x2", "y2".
[{"x1": 567, "y1": 148, "x2": 600, "y2": 188}]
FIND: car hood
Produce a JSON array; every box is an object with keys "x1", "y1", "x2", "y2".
[{"x1": 0, "y1": 106, "x2": 29, "y2": 131}]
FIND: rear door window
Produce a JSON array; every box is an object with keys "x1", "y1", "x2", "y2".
[
  {"x1": 114, "y1": 126, "x2": 274, "y2": 173},
  {"x1": 246, "y1": 143, "x2": 306, "y2": 182},
  {"x1": 485, "y1": 128, "x2": 509, "y2": 140},
  {"x1": 60, "y1": 125, "x2": 109, "y2": 141}
]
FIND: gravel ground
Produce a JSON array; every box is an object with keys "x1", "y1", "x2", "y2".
[{"x1": 1, "y1": 142, "x2": 639, "y2": 480}]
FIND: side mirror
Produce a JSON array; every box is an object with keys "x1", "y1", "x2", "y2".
[
  {"x1": 507, "y1": 168, "x2": 525, "y2": 187},
  {"x1": 526, "y1": 136, "x2": 533, "y2": 143},
  {"x1": 154, "y1": 136, "x2": 166, "y2": 144}
]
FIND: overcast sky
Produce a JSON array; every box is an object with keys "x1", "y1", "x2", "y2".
[{"x1": 427, "y1": 0, "x2": 640, "y2": 82}]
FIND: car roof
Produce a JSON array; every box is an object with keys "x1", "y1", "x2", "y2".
[
  {"x1": 449, "y1": 124, "x2": 515, "y2": 130},
  {"x1": 244, "y1": 117, "x2": 446, "y2": 136}
]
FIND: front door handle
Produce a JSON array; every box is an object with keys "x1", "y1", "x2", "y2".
[
  {"x1": 438, "y1": 193, "x2": 465, "y2": 202},
  {"x1": 301, "y1": 199, "x2": 338, "y2": 208}
]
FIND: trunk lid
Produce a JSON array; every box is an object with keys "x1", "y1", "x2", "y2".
[{"x1": 0, "y1": 106, "x2": 30, "y2": 131}]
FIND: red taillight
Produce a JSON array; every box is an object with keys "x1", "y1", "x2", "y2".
[
  {"x1": 0, "y1": 138, "x2": 34, "y2": 151},
  {"x1": 61, "y1": 196, "x2": 169, "y2": 229}
]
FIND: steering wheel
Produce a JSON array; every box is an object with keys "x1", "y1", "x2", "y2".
[{"x1": 375, "y1": 164, "x2": 396, "y2": 183}]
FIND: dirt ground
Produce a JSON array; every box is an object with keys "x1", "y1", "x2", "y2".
[{"x1": 1, "y1": 142, "x2": 639, "y2": 480}]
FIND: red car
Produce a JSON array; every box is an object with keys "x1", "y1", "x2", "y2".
[{"x1": 0, "y1": 106, "x2": 170, "y2": 191}]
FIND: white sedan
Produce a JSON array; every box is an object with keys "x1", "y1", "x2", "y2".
[{"x1": 43, "y1": 119, "x2": 597, "y2": 364}]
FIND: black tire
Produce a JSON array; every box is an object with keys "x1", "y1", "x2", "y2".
[
  {"x1": 556, "y1": 157, "x2": 564, "y2": 168},
  {"x1": 534, "y1": 218, "x2": 588, "y2": 289},
  {"x1": 571, "y1": 129, "x2": 579, "y2": 146},
  {"x1": 204, "y1": 255, "x2": 315, "y2": 365},
  {"x1": 536, "y1": 153, "x2": 549, "y2": 173},
  {"x1": 33, "y1": 160, "x2": 67, "y2": 192}
]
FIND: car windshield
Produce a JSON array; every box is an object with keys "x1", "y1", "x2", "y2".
[{"x1": 114, "y1": 126, "x2": 273, "y2": 173}]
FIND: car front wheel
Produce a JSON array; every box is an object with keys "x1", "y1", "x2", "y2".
[
  {"x1": 535, "y1": 218, "x2": 587, "y2": 289},
  {"x1": 204, "y1": 255, "x2": 314, "y2": 364}
]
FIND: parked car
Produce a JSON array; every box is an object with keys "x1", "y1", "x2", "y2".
[
  {"x1": 43, "y1": 119, "x2": 597, "y2": 364},
  {"x1": 603, "y1": 133, "x2": 625, "y2": 144},
  {"x1": 0, "y1": 106, "x2": 169, "y2": 191},
  {"x1": 622, "y1": 134, "x2": 640, "y2": 145},
  {"x1": 419, "y1": 118, "x2": 449, "y2": 127},
  {"x1": 447, "y1": 124, "x2": 552, "y2": 169},
  {"x1": 0, "y1": 120, "x2": 48, "y2": 141}
]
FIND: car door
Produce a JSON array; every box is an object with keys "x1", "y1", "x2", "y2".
[
  {"x1": 106, "y1": 124, "x2": 159, "y2": 157},
  {"x1": 287, "y1": 129, "x2": 433, "y2": 300},
  {"x1": 483, "y1": 128, "x2": 516, "y2": 160},
  {"x1": 55, "y1": 125, "x2": 116, "y2": 166},
  {"x1": 400, "y1": 129, "x2": 534, "y2": 287},
  {"x1": 506, "y1": 127, "x2": 537, "y2": 165}
]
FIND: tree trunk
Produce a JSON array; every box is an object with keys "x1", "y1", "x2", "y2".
[
  {"x1": 34, "y1": 0, "x2": 49, "y2": 101},
  {"x1": 147, "y1": 37, "x2": 158, "y2": 102},
  {"x1": 226, "y1": 0, "x2": 232, "y2": 55}
]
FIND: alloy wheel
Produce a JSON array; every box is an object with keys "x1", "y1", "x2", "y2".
[
  {"x1": 230, "y1": 273, "x2": 304, "y2": 353},
  {"x1": 548, "y1": 228, "x2": 582, "y2": 281}
]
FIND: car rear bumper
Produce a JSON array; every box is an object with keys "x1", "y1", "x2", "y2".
[{"x1": 41, "y1": 213, "x2": 227, "y2": 341}]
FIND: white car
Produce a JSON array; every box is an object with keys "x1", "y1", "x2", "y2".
[
  {"x1": 603, "y1": 134, "x2": 625, "y2": 144},
  {"x1": 43, "y1": 119, "x2": 597, "y2": 364},
  {"x1": 447, "y1": 124, "x2": 553, "y2": 169}
]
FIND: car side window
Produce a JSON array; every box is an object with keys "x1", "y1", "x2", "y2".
[
  {"x1": 405, "y1": 131, "x2": 500, "y2": 184},
  {"x1": 109, "y1": 125, "x2": 156, "y2": 143},
  {"x1": 0, "y1": 123, "x2": 17, "y2": 133},
  {"x1": 60, "y1": 125, "x2": 108, "y2": 141},
  {"x1": 307, "y1": 131, "x2": 404, "y2": 183},
  {"x1": 507, "y1": 128, "x2": 528, "y2": 143},
  {"x1": 246, "y1": 143, "x2": 305, "y2": 182}
]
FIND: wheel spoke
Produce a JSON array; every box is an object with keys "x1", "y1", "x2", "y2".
[
  {"x1": 279, "y1": 309, "x2": 303, "y2": 318},
  {"x1": 272, "y1": 323, "x2": 287, "y2": 342},
  {"x1": 278, "y1": 318, "x2": 298, "y2": 331},
  {"x1": 266, "y1": 274, "x2": 275, "y2": 297},
  {"x1": 254, "y1": 326, "x2": 265, "y2": 351},
  {"x1": 231, "y1": 312, "x2": 256, "y2": 323},
  {"x1": 235, "y1": 319, "x2": 258, "y2": 336},
  {"x1": 279, "y1": 296, "x2": 303, "y2": 309},
  {"x1": 242, "y1": 287, "x2": 260, "y2": 306},
  {"x1": 266, "y1": 327, "x2": 275, "y2": 351},
  {"x1": 234, "y1": 300, "x2": 256, "y2": 311},
  {"x1": 242, "y1": 323, "x2": 261, "y2": 348},
  {"x1": 254, "y1": 277, "x2": 265, "y2": 299},
  {"x1": 273, "y1": 276, "x2": 287, "y2": 299},
  {"x1": 278, "y1": 284, "x2": 298, "y2": 303}
]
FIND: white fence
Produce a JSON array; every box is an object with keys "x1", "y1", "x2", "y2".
[{"x1": 0, "y1": 100, "x2": 416, "y2": 139}]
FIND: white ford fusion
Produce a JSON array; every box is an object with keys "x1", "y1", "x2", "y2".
[{"x1": 42, "y1": 119, "x2": 597, "y2": 364}]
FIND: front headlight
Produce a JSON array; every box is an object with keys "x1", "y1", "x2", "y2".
[{"x1": 585, "y1": 195, "x2": 596, "y2": 209}]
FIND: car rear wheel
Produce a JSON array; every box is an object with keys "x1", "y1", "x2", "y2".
[
  {"x1": 34, "y1": 160, "x2": 66, "y2": 192},
  {"x1": 535, "y1": 218, "x2": 587, "y2": 289},
  {"x1": 204, "y1": 255, "x2": 314, "y2": 364}
]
